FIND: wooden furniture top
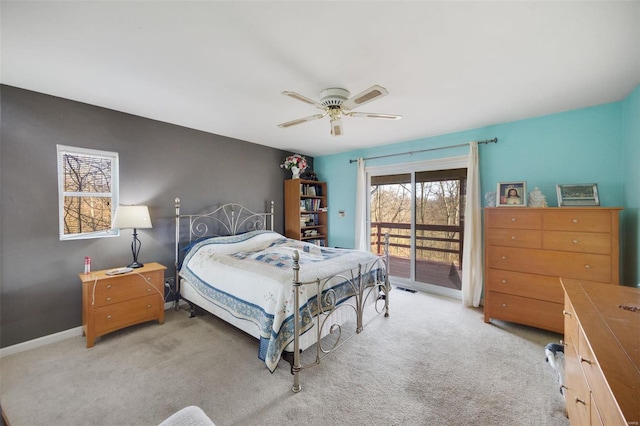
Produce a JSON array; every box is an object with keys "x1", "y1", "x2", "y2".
[
  {"x1": 79, "y1": 262, "x2": 167, "y2": 282},
  {"x1": 561, "y1": 278, "x2": 640, "y2": 423}
]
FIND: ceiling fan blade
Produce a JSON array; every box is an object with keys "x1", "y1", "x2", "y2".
[
  {"x1": 282, "y1": 91, "x2": 326, "y2": 110},
  {"x1": 346, "y1": 112, "x2": 402, "y2": 120},
  {"x1": 330, "y1": 117, "x2": 343, "y2": 136},
  {"x1": 278, "y1": 113, "x2": 327, "y2": 128},
  {"x1": 341, "y1": 85, "x2": 389, "y2": 111}
]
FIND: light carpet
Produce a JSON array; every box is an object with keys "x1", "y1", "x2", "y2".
[{"x1": 0, "y1": 288, "x2": 568, "y2": 425}]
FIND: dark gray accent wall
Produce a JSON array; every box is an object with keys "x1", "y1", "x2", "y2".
[{"x1": 0, "y1": 85, "x2": 295, "y2": 348}]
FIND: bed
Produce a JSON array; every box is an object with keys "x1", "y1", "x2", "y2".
[{"x1": 174, "y1": 198, "x2": 390, "y2": 392}]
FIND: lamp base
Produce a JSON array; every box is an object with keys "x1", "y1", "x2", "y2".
[{"x1": 127, "y1": 261, "x2": 144, "y2": 269}]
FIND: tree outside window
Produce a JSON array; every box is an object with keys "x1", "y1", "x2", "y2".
[{"x1": 57, "y1": 145, "x2": 119, "y2": 240}]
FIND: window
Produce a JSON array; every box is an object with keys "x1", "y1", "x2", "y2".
[{"x1": 57, "y1": 145, "x2": 119, "y2": 240}]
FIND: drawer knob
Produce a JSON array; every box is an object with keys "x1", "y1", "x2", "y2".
[
  {"x1": 572, "y1": 219, "x2": 579, "y2": 224},
  {"x1": 106, "y1": 297, "x2": 112, "y2": 302},
  {"x1": 501, "y1": 279, "x2": 507, "y2": 284},
  {"x1": 584, "y1": 264, "x2": 591, "y2": 269},
  {"x1": 575, "y1": 397, "x2": 586, "y2": 405},
  {"x1": 511, "y1": 236, "x2": 516, "y2": 240},
  {"x1": 572, "y1": 239, "x2": 579, "y2": 244},
  {"x1": 562, "y1": 310, "x2": 572, "y2": 316},
  {"x1": 511, "y1": 217, "x2": 517, "y2": 222},
  {"x1": 501, "y1": 256, "x2": 507, "y2": 260},
  {"x1": 107, "y1": 315, "x2": 112, "y2": 320},
  {"x1": 501, "y1": 303, "x2": 508, "y2": 308},
  {"x1": 147, "y1": 304, "x2": 152, "y2": 308},
  {"x1": 107, "y1": 285, "x2": 112, "y2": 289},
  {"x1": 579, "y1": 356, "x2": 592, "y2": 365},
  {"x1": 147, "y1": 288, "x2": 151, "y2": 292}
]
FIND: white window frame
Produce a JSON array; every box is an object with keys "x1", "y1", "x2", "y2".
[{"x1": 57, "y1": 145, "x2": 119, "y2": 240}]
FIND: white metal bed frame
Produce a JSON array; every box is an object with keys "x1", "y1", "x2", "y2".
[{"x1": 174, "y1": 198, "x2": 390, "y2": 392}]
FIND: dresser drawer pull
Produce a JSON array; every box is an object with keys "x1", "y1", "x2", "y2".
[
  {"x1": 511, "y1": 236, "x2": 516, "y2": 240},
  {"x1": 107, "y1": 315, "x2": 112, "y2": 320},
  {"x1": 146, "y1": 288, "x2": 152, "y2": 292},
  {"x1": 584, "y1": 264, "x2": 591, "y2": 269},
  {"x1": 501, "y1": 256, "x2": 507, "y2": 260},
  {"x1": 572, "y1": 239, "x2": 579, "y2": 244},
  {"x1": 501, "y1": 303, "x2": 508, "y2": 308},
  {"x1": 575, "y1": 397, "x2": 586, "y2": 405},
  {"x1": 562, "y1": 310, "x2": 572, "y2": 316},
  {"x1": 147, "y1": 304, "x2": 152, "y2": 308},
  {"x1": 501, "y1": 279, "x2": 507, "y2": 284},
  {"x1": 572, "y1": 219, "x2": 579, "y2": 224},
  {"x1": 511, "y1": 217, "x2": 517, "y2": 222},
  {"x1": 579, "y1": 356, "x2": 592, "y2": 365},
  {"x1": 106, "y1": 297, "x2": 112, "y2": 302},
  {"x1": 106, "y1": 284, "x2": 112, "y2": 289}
]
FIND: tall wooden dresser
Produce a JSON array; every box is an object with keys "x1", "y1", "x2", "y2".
[{"x1": 483, "y1": 207, "x2": 621, "y2": 333}]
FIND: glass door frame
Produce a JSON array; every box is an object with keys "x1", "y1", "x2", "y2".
[{"x1": 365, "y1": 155, "x2": 468, "y2": 299}]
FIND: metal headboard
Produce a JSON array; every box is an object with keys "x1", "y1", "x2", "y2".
[{"x1": 174, "y1": 198, "x2": 275, "y2": 304}]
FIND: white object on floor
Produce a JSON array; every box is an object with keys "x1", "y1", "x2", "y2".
[{"x1": 158, "y1": 406, "x2": 215, "y2": 426}]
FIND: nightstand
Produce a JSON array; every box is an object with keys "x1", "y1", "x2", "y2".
[{"x1": 79, "y1": 262, "x2": 167, "y2": 348}]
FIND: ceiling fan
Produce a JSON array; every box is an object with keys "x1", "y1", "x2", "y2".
[{"x1": 278, "y1": 84, "x2": 402, "y2": 136}]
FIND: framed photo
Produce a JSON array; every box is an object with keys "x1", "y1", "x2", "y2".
[
  {"x1": 556, "y1": 184, "x2": 599, "y2": 206},
  {"x1": 497, "y1": 182, "x2": 527, "y2": 207}
]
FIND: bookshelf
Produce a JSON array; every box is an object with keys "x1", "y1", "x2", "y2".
[{"x1": 284, "y1": 179, "x2": 328, "y2": 246}]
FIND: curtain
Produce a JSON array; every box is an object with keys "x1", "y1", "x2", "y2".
[
  {"x1": 461, "y1": 142, "x2": 483, "y2": 307},
  {"x1": 354, "y1": 158, "x2": 367, "y2": 250}
]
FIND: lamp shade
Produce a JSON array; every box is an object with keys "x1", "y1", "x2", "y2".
[{"x1": 113, "y1": 205, "x2": 152, "y2": 230}]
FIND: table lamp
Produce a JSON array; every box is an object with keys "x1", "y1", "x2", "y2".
[{"x1": 113, "y1": 205, "x2": 152, "y2": 268}]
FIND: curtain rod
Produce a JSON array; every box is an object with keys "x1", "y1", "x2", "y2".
[{"x1": 348, "y1": 137, "x2": 498, "y2": 164}]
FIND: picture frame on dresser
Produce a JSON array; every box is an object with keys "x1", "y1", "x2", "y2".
[
  {"x1": 556, "y1": 183, "x2": 600, "y2": 206},
  {"x1": 496, "y1": 181, "x2": 527, "y2": 207}
]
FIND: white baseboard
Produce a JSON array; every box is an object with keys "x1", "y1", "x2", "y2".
[
  {"x1": 0, "y1": 326, "x2": 84, "y2": 358},
  {"x1": 0, "y1": 301, "x2": 186, "y2": 359}
]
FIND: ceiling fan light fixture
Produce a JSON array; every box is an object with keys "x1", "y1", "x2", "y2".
[{"x1": 330, "y1": 118, "x2": 343, "y2": 136}]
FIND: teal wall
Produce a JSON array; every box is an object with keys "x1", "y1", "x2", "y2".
[
  {"x1": 622, "y1": 85, "x2": 640, "y2": 286},
  {"x1": 315, "y1": 90, "x2": 638, "y2": 284}
]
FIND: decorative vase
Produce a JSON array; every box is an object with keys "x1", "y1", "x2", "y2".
[{"x1": 291, "y1": 166, "x2": 300, "y2": 179}]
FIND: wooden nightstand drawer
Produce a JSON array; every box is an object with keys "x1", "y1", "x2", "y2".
[
  {"x1": 93, "y1": 295, "x2": 162, "y2": 335},
  {"x1": 92, "y1": 271, "x2": 163, "y2": 307}
]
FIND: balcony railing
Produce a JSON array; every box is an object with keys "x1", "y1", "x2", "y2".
[{"x1": 371, "y1": 221, "x2": 464, "y2": 267}]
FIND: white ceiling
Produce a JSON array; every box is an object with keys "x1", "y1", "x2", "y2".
[{"x1": 2, "y1": 1, "x2": 639, "y2": 157}]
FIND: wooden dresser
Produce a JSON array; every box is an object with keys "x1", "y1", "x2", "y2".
[
  {"x1": 484, "y1": 207, "x2": 621, "y2": 333},
  {"x1": 561, "y1": 278, "x2": 640, "y2": 426},
  {"x1": 79, "y1": 262, "x2": 166, "y2": 347}
]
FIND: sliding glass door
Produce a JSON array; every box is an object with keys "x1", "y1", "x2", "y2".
[{"x1": 368, "y1": 160, "x2": 467, "y2": 294}]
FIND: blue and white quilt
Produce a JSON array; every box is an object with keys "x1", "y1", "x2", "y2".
[{"x1": 179, "y1": 230, "x2": 381, "y2": 372}]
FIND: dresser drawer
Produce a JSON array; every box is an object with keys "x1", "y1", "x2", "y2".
[
  {"x1": 543, "y1": 210, "x2": 611, "y2": 233},
  {"x1": 486, "y1": 228, "x2": 541, "y2": 248},
  {"x1": 486, "y1": 269, "x2": 563, "y2": 303},
  {"x1": 93, "y1": 295, "x2": 162, "y2": 334},
  {"x1": 487, "y1": 246, "x2": 612, "y2": 282},
  {"x1": 563, "y1": 294, "x2": 579, "y2": 352},
  {"x1": 92, "y1": 271, "x2": 163, "y2": 307},
  {"x1": 543, "y1": 231, "x2": 611, "y2": 254},
  {"x1": 564, "y1": 339, "x2": 592, "y2": 425},
  {"x1": 485, "y1": 209, "x2": 541, "y2": 230},
  {"x1": 486, "y1": 292, "x2": 563, "y2": 332}
]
